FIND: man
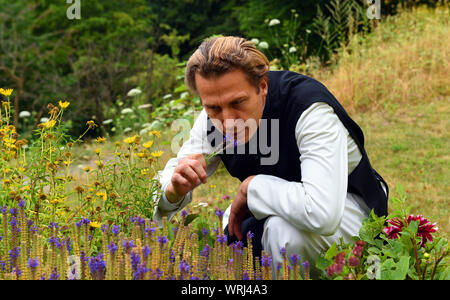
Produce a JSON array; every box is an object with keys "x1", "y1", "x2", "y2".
[{"x1": 154, "y1": 36, "x2": 388, "y2": 276}]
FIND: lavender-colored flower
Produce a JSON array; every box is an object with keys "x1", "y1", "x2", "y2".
[
  {"x1": 181, "y1": 210, "x2": 188, "y2": 218},
  {"x1": 157, "y1": 235, "x2": 168, "y2": 246},
  {"x1": 107, "y1": 242, "x2": 118, "y2": 255},
  {"x1": 18, "y1": 199, "x2": 25, "y2": 208},
  {"x1": 122, "y1": 239, "x2": 135, "y2": 252},
  {"x1": 260, "y1": 255, "x2": 272, "y2": 268},
  {"x1": 48, "y1": 236, "x2": 60, "y2": 248},
  {"x1": 247, "y1": 231, "x2": 254, "y2": 240},
  {"x1": 131, "y1": 251, "x2": 141, "y2": 272},
  {"x1": 49, "y1": 267, "x2": 60, "y2": 280},
  {"x1": 9, "y1": 247, "x2": 20, "y2": 261},
  {"x1": 66, "y1": 237, "x2": 72, "y2": 254},
  {"x1": 88, "y1": 254, "x2": 106, "y2": 280},
  {"x1": 111, "y1": 225, "x2": 120, "y2": 236},
  {"x1": 290, "y1": 254, "x2": 300, "y2": 265},
  {"x1": 242, "y1": 271, "x2": 250, "y2": 280},
  {"x1": 81, "y1": 217, "x2": 90, "y2": 225},
  {"x1": 302, "y1": 260, "x2": 310, "y2": 269},
  {"x1": 200, "y1": 245, "x2": 210, "y2": 257},
  {"x1": 202, "y1": 227, "x2": 209, "y2": 236},
  {"x1": 13, "y1": 266, "x2": 22, "y2": 278},
  {"x1": 48, "y1": 222, "x2": 59, "y2": 230},
  {"x1": 145, "y1": 226, "x2": 156, "y2": 237},
  {"x1": 215, "y1": 208, "x2": 224, "y2": 218},
  {"x1": 134, "y1": 265, "x2": 150, "y2": 280},
  {"x1": 280, "y1": 247, "x2": 286, "y2": 258},
  {"x1": 0, "y1": 205, "x2": 6, "y2": 214},
  {"x1": 9, "y1": 207, "x2": 18, "y2": 216},
  {"x1": 101, "y1": 224, "x2": 108, "y2": 233},
  {"x1": 28, "y1": 257, "x2": 39, "y2": 269}
]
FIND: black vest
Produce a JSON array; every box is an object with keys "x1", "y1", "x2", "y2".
[{"x1": 206, "y1": 71, "x2": 389, "y2": 217}]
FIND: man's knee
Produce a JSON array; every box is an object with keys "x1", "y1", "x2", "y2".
[{"x1": 262, "y1": 216, "x2": 306, "y2": 255}]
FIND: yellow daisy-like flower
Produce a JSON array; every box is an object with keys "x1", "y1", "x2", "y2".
[
  {"x1": 86, "y1": 120, "x2": 98, "y2": 129},
  {"x1": 95, "y1": 137, "x2": 106, "y2": 143},
  {"x1": 96, "y1": 191, "x2": 107, "y2": 201},
  {"x1": 95, "y1": 160, "x2": 104, "y2": 168},
  {"x1": 43, "y1": 119, "x2": 56, "y2": 129},
  {"x1": 94, "y1": 148, "x2": 101, "y2": 155},
  {"x1": 150, "y1": 150, "x2": 164, "y2": 158},
  {"x1": 142, "y1": 140, "x2": 153, "y2": 149},
  {"x1": 89, "y1": 221, "x2": 101, "y2": 228},
  {"x1": 58, "y1": 100, "x2": 70, "y2": 109},
  {"x1": 0, "y1": 88, "x2": 13, "y2": 97},
  {"x1": 50, "y1": 198, "x2": 61, "y2": 205},
  {"x1": 123, "y1": 135, "x2": 140, "y2": 145},
  {"x1": 83, "y1": 166, "x2": 92, "y2": 172},
  {"x1": 148, "y1": 130, "x2": 161, "y2": 138},
  {"x1": 136, "y1": 152, "x2": 146, "y2": 158}
]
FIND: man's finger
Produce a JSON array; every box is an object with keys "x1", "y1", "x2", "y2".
[
  {"x1": 178, "y1": 165, "x2": 201, "y2": 186},
  {"x1": 186, "y1": 158, "x2": 207, "y2": 183},
  {"x1": 189, "y1": 153, "x2": 207, "y2": 169}
]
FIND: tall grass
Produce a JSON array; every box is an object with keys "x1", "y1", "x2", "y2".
[{"x1": 311, "y1": 5, "x2": 449, "y2": 113}]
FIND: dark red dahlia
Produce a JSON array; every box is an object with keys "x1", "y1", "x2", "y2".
[{"x1": 383, "y1": 215, "x2": 438, "y2": 247}]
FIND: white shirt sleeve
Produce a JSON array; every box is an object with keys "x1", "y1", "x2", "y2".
[
  {"x1": 153, "y1": 109, "x2": 221, "y2": 223},
  {"x1": 246, "y1": 102, "x2": 350, "y2": 236}
]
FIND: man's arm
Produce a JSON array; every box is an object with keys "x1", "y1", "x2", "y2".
[
  {"x1": 246, "y1": 102, "x2": 355, "y2": 236},
  {"x1": 154, "y1": 109, "x2": 221, "y2": 223}
]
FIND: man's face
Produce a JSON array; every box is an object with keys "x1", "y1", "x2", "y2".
[{"x1": 195, "y1": 68, "x2": 268, "y2": 144}]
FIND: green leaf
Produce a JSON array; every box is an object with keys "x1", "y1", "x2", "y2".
[
  {"x1": 315, "y1": 255, "x2": 331, "y2": 270},
  {"x1": 324, "y1": 242, "x2": 338, "y2": 260},
  {"x1": 391, "y1": 256, "x2": 410, "y2": 280},
  {"x1": 184, "y1": 214, "x2": 199, "y2": 226}
]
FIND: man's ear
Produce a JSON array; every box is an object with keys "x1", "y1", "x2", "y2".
[{"x1": 258, "y1": 76, "x2": 268, "y2": 97}]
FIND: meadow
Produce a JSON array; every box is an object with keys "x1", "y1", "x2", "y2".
[{"x1": 0, "y1": 5, "x2": 448, "y2": 280}]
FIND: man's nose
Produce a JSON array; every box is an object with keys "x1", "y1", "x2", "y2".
[{"x1": 222, "y1": 110, "x2": 237, "y2": 131}]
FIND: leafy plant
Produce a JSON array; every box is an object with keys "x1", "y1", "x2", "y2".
[{"x1": 316, "y1": 184, "x2": 449, "y2": 280}]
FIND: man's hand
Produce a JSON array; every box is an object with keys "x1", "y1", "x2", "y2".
[
  {"x1": 165, "y1": 153, "x2": 208, "y2": 203},
  {"x1": 228, "y1": 175, "x2": 256, "y2": 241}
]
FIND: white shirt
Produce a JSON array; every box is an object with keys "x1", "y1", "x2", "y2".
[{"x1": 154, "y1": 102, "x2": 371, "y2": 235}]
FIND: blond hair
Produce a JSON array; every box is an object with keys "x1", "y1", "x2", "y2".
[{"x1": 185, "y1": 36, "x2": 270, "y2": 94}]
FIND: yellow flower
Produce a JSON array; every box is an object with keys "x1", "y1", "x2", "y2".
[
  {"x1": 136, "y1": 152, "x2": 146, "y2": 158},
  {"x1": 42, "y1": 119, "x2": 56, "y2": 129},
  {"x1": 142, "y1": 140, "x2": 153, "y2": 149},
  {"x1": 58, "y1": 100, "x2": 70, "y2": 109},
  {"x1": 96, "y1": 191, "x2": 107, "y2": 201},
  {"x1": 94, "y1": 148, "x2": 101, "y2": 155},
  {"x1": 150, "y1": 150, "x2": 164, "y2": 158},
  {"x1": 86, "y1": 120, "x2": 98, "y2": 129},
  {"x1": 90, "y1": 221, "x2": 101, "y2": 228},
  {"x1": 83, "y1": 166, "x2": 92, "y2": 172},
  {"x1": 95, "y1": 137, "x2": 106, "y2": 143},
  {"x1": 141, "y1": 168, "x2": 149, "y2": 175},
  {"x1": 0, "y1": 88, "x2": 13, "y2": 97},
  {"x1": 123, "y1": 135, "x2": 140, "y2": 145},
  {"x1": 95, "y1": 160, "x2": 104, "y2": 168},
  {"x1": 148, "y1": 130, "x2": 161, "y2": 138},
  {"x1": 50, "y1": 198, "x2": 61, "y2": 205}
]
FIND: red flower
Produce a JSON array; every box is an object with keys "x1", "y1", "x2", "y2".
[{"x1": 383, "y1": 215, "x2": 438, "y2": 247}]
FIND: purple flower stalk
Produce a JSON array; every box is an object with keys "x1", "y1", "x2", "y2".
[{"x1": 111, "y1": 225, "x2": 120, "y2": 236}]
